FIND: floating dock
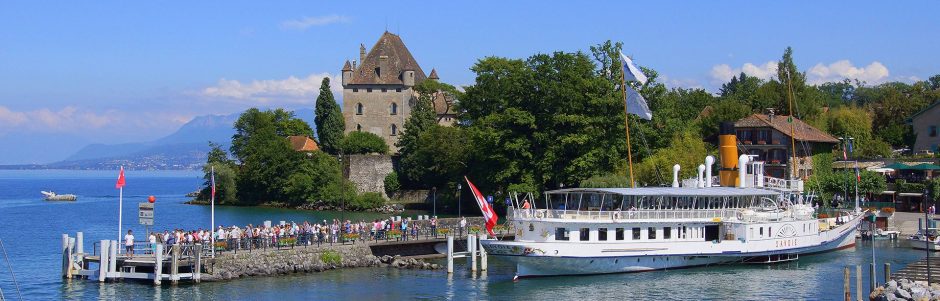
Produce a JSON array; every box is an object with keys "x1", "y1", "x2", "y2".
[{"x1": 62, "y1": 233, "x2": 203, "y2": 285}]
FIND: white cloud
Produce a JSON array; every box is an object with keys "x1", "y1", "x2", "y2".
[
  {"x1": 0, "y1": 106, "x2": 195, "y2": 137},
  {"x1": 709, "y1": 61, "x2": 778, "y2": 85},
  {"x1": 199, "y1": 73, "x2": 339, "y2": 105},
  {"x1": 280, "y1": 15, "x2": 350, "y2": 30},
  {"x1": 806, "y1": 60, "x2": 889, "y2": 85},
  {"x1": 660, "y1": 74, "x2": 703, "y2": 90}
]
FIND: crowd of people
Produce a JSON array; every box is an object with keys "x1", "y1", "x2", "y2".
[{"x1": 134, "y1": 216, "x2": 473, "y2": 254}]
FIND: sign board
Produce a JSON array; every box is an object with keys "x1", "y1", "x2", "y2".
[{"x1": 139, "y1": 202, "x2": 154, "y2": 225}]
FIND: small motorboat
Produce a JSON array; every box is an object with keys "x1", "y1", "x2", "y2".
[
  {"x1": 907, "y1": 228, "x2": 940, "y2": 251},
  {"x1": 41, "y1": 191, "x2": 77, "y2": 201}
]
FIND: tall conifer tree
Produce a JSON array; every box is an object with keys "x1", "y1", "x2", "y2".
[{"x1": 315, "y1": 78, "x2": 345, "y2": 154}]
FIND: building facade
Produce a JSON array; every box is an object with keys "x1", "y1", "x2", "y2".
[
  {"x1": 341, "y1": 31, "x2": 453, "y2": 153},
  {"x1": 734, "y1": 113, "x2": 838, "y2": 180},
  {"x1": 911, "y1": 101, "x2": 940, "y2": 154}
]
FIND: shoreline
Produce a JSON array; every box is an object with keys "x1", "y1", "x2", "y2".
[{"x1": 183, "y1": 199, "x2": 407, "y2": 214}]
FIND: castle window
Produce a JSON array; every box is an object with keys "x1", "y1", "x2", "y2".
[
  {"x1": 391, "y1": 103, "x2": 398, "y2": 115},
  {"x1": 382, "y1": 88, "x2": 387, "y2": 93},
  {"x1": 356, "y1": 103, "x2": 363, "y2": 115},
  {"x1": 353, "y1": 88, "x2": 358, "y2": 93},
  {"x1": 356, "y1": 124, "x2": 362, "y2": 131},
  {"x1": 390, "y1": 124, "x2": 398, "y2": 136},
  {"x1": 367, "y1": 88, "x2": 372, "y2": 93},
  {"x1": 396, "y1": 88, "x2": 402, "y2": 92}
]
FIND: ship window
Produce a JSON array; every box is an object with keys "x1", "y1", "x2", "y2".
[
  {"x1": 556, "y1": 228, "x2": 569, "y2": 241},
  {"x1": 759, "y1": 227, "x2": 764, "y2": 237},
  {"x1": 615, "y1": 228, "x2": 624, "y2": 240},
  {"x1": 632, "y1": 228, "x2": 641, "y2": 240},
  {"x1": 664, "y1": 227, "x2": 672, "y2": 239},
  {"x1": 529, "y1": 224, "x2": 535, "y2": 232},
  {"x1": 682, "y1": 226, "x2": 687, "y2": 239},
  {"x1": 580, "y1": 228, "x2": 590, "y2": 241},
  {"x1": 768, "y1": 227, "x2": 772, "y2": 237},
  {"x1": 382, "y1": 88, "x2": 387, "y2": 93},
  {"x1": 648, "y1": 227, "x2": 656, "y2": 239},
  {"x1": 598, "y1": 228, "x2": 608, "y2": 241}
]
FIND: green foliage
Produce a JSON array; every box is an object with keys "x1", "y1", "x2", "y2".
[
  {"x1": 347, "y1": 192, "x2": 385, "y2": 210},
  {"x1": 896, "y1": 179, "x2": 926, "y2": 194},
  {"x1": 400, "y1": 125, "x2": 468, "y2": 188},
  {"x1": 282, "y1": 151, "x2": 356, "y2": 205},
  {"x1": 580, "y1": 173, "x2": 630, "y2": 188},
  {"x1": 199, "y1": 142, "x2": 238, "y2": 204},
  {"x1": 699, "y1": 98, "x2": 750, "y2": 138},
  {"x1": 341, "y1": 131, "x2": 388, "y2": 154},
  {"x1": 319, "y1": 250, "x2": 342, "y2": 265},
  {"x1": 383, "y1": 172, "x2": 400, "y2": 197},
  {"x1": 634, "y1": 130, "x2": 712, "y2": 186},
  {"x1": 811, "y1": 152, "x2": 834, "y2": 176},
  {"x1": 397, "y1": 80, "x2": 449, "y2": 186},
  {"x1": 314, "y1": 78, "x2": 345, "y2": 154},
  {"x1": 808, "y1": 171, "x2": 887, "y2": 206},
  {"x1": 927, "y1": 179, "x2": 940, "y2": 200}
]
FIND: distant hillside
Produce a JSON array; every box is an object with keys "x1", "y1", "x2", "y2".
[{"x1": 43, "y1": 108, "x2": 317, "y2": 170}]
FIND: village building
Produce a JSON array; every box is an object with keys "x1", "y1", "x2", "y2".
[
  {"x1": 287, "y1": 135, "x2": 319, "y2": 152},
  {"x1": 910, "y1": 101, "x2": 940, "y2": 154},
  {"x1": 340, "y1": 31, "x2": 455, "y2": 153},
  {"x1": 734, "y1": 113, "x2": 839, "y2": 180}
]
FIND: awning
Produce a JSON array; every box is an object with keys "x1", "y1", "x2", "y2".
[
  {"x1": 908, "y1": 163, "x2": 940, "y2": 170},
  {"x1": 880, "y1": 190, "x2": 896, "y2": 195},
  {"x1": 883, "y1": 162, "x2": 911, "y2": 170},
  {"x1": 899, "y1": 192, "x2": 925, "y2": 197}
]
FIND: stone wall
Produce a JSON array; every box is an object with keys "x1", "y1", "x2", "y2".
[{"x1": 346, "y1": 154, "x2": 394, "y2": 196}]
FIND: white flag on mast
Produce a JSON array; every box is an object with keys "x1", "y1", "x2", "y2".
[
  {"x1": 620, "y1": 52, "x2": 648, "y2": 85},
  {"x1": 625, "y1": 86, "x2": 653, "y2": 120}
]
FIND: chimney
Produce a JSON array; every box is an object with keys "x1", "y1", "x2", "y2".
[{"x1": 360, "y1": 43, "x2": 366, "y2": 64}]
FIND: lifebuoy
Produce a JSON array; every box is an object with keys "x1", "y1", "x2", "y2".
[{"x1": 612, "y1": 212, "x2": 622, "y2": 220}]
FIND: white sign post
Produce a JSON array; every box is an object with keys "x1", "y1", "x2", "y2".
[{"x1": 139, "y1": 203, "x2": 154, "y2": 226}]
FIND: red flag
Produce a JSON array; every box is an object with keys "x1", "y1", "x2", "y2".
[
  {"x1": 115, "y1": 166, "x2": 126, "y2": 189},
  {"x1": 465, "y1": 177, "x2": 497, "y2": 236}
]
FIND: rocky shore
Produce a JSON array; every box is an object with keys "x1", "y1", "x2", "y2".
[
  {"x1": 870, "y1": 278, "x2": 940, "y2": 301},
  {"x1": 202, "y1": 244, "x2": 438, "y2": 282}
]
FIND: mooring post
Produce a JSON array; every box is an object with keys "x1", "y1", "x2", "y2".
[
  {"x1": 154, "y1": 244, "x2": 163, "y2": 285},
  {"x1": 76, "y1": 232, "x2": 84, "y2": 254},
  {"x1": 844, "y1": 266, "x2": 850, "y2": 301},
  {"x1": 480, "y1": 237, "x2": 488, "y2": 272},
  {"x1": 61, "y1": 234, "x2": 69, "y2": 278},
  {"x1": 870, "y1": 262, "x2": 877, "y2": 292},
  {"x1": 170, "y1": 244, "x2": 180, "y2": 285},
  {"x1": 856, "y1": 265, "x2": 862, "y2": 301},
  {"x1": 470, "y1": 234, "x2": 477, "y2": 273},
  {"x1": 66, "y1": 236, "x2": 75, "y2": 278},
  {"x1": 884, "y1": 263, "x2": 891, "y2": 283},
  {"x1": 99, "y1": 240, "x2": 110, "y2": 282},
  {"x1": 447, "y1": 235, "x2": 454, "y2": 274},
  {"x1": 194, "y1": 243, "x2": 202, "y2": 283}
]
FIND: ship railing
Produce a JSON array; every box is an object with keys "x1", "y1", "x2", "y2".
[{"x1": 518, "y1": 209, "x2": 743, "y2": 221}]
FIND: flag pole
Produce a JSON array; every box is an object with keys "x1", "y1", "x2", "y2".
[
  {"x1": 619, "y1": 62, "x2": 636, "y2": 188},
  {"x1": 211, "y1": 165, "x2": 216, "y2": 258},
  {"x1": 785, "y1": 70, "x2": 798, "y2": 180},
  {"x1": 118, "y1": 166, "x2": 124, "y2": 249}
]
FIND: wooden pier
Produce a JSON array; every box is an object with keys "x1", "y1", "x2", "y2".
[{"x1": 62, "y1": 233, "x2": 203, "y2": 285}]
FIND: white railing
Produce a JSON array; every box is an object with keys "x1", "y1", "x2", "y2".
[
  {"x1": 515, "y1": 209, "x2": 742, "y2": 221},
  {"x1": 762, "y1": 176, "x2": 803, "y2": 192}
]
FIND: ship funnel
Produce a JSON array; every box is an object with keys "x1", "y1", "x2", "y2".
[
  {"x1": 697, "y1": 164, "x2": 706, "y2": 188},
  {"x1": 672, "y1": 164, "x2": 681, "y2": 187},
  {"x1": 718, "y1": 122, "x2": 739, "y2": 187},
  {"x1": 737, "y1": 154, "x2": 750, "y2": 188},
  {"x1": 705, "y1": 156, "x2": 715, "y2": 187}
]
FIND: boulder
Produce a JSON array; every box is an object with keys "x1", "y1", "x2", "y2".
[{"x1": 896, "y1": 288, "x2": 912, "y2": 300}]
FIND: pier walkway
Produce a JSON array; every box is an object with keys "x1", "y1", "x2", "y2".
[
  {"x1": 62, "y1": 217, "x2": 515, "y2": 285},
  {"x1": 891, "y1": 257, "x2": 940, "y2": 283}
]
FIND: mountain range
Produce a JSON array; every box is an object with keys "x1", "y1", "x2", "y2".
[{"x1": 2, "y1": 108, "x2": 316, "y2": 170}]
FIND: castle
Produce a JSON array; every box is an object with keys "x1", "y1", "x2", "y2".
[{"x1": 341, "y1": 31, "x2": 453, "y2": 153}]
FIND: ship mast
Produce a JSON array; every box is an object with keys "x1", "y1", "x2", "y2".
[{"x1": 785, "y1": 69, "x2": 798, "y2": 181}]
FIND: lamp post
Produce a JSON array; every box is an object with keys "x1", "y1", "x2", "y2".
[
  {"x1": 456, "y1": 183, "x2": 462, "y2": 217},
  {"x1": 432, "y1": 187, "x2": 437, "y2": 217},
  {"x1": 927, "y1": 188, "x2": 933, "y2": 285}
]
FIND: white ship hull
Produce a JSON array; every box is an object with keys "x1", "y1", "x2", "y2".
[{"x1": 482, "y1": 212, "x2": 863, "y2": 277}]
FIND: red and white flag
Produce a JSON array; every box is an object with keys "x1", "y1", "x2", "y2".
[
  {"x1": 464, "y1": 177, "x2": 497, "y2": 236},
  {"x1": 210, "y1": 166, "x2": 216, "y2": 199},
  {"x1": 115, "y1": 166, "x2": 126, "y2": 189}
]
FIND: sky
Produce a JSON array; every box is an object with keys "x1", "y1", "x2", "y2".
[{"x1": 1, "y1": 1, "x2": 938, "y2": 164}]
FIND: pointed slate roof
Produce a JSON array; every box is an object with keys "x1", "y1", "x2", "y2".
[
  {"x1": 428, "y1": 68, "x2": 439, "y2": 80},
  {"x1": 342, "y1": 60, "x2": 353, "y2": 71},
  {"x1": 348, "y1": 31, "x2": 427, "y2": 85},
  {"x1": 735, "y1": 113, "x2": 839, "y2": 143}
]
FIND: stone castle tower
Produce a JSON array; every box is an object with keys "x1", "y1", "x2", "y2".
[{"x1": 341, "y1": 31, "x2": 436, "y2": 153}]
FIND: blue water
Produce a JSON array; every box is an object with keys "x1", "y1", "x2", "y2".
[{"x1": 0, "y1": 170, "x2": 927, "y2": 300}]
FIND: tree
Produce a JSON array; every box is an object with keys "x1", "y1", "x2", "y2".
[
  {"x1": 314, "y1": 78, "x2": 345, "y2": 154},
  {"x1": 198, "y1": 142, "x2": 238, "y2": 204},
  {"x1": 341, "y1": 131, "x2": 389, "y2": 155},
  {"x1": 634, "y1": 130, "x2": 712, "y2": 186},
  {"x1": 397, "y1": 80, "x2": 447, "y2": 185},
  {"x1": 401, "y1": 125, "x2": 469, "y2": 188}
]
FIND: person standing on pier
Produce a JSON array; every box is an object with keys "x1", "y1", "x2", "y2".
[
  {"x1": 124, "y1": 230, "x2": 135, "y2": 257},
  {"x1": 149, "y1": 232, "x2": 157, "y2": 255}
]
